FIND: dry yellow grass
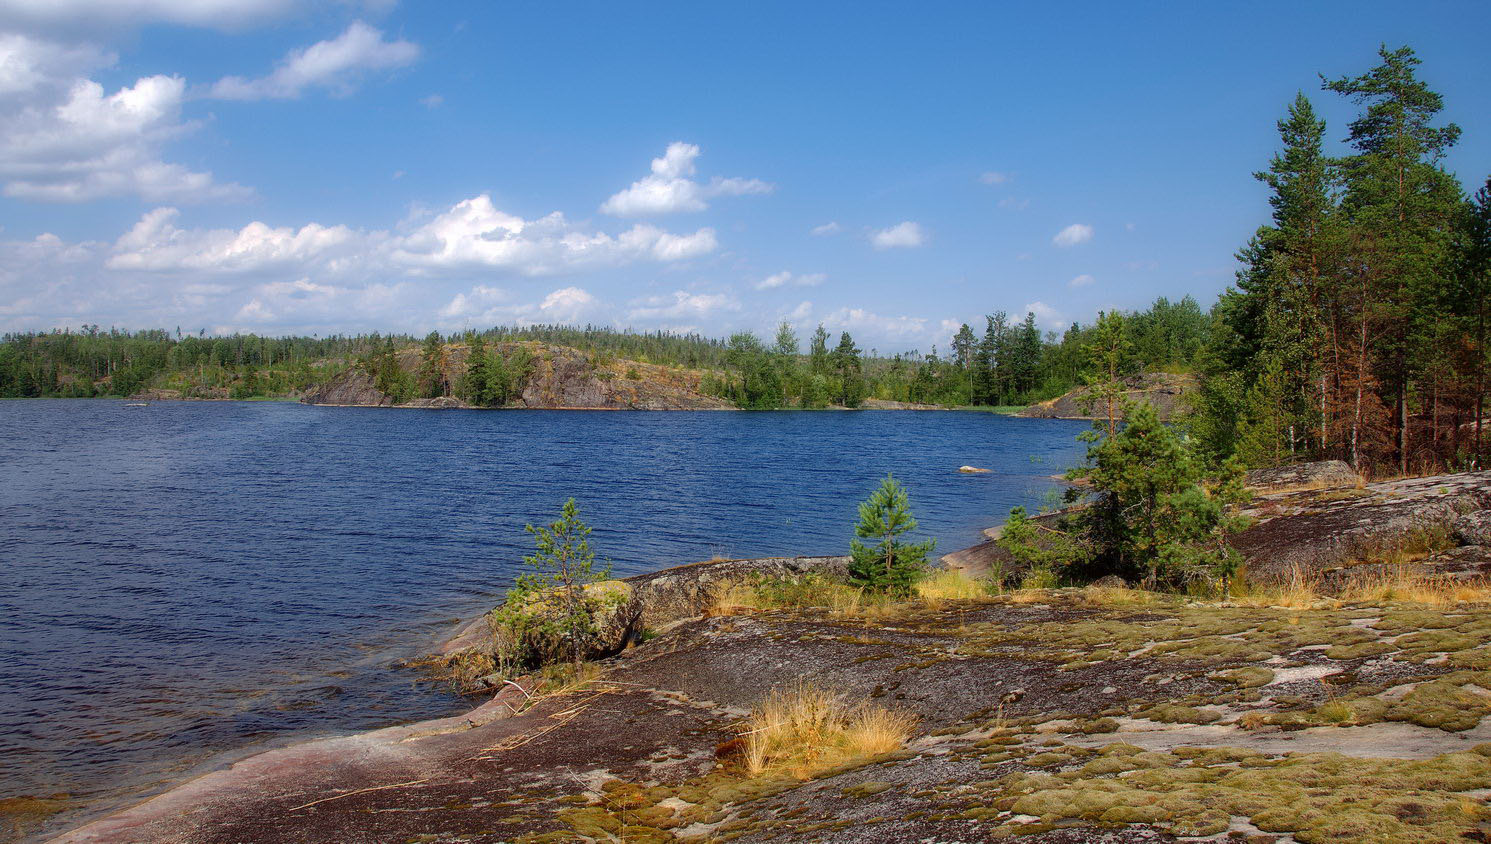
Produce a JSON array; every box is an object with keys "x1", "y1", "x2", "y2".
[
  {"x1": 712, "y1": 571, "x2": 995, "y2": 620},
  {"x1": 1006, "y1": 587, "x2": 1055, "y2": 604},
  {"x1": 741, "y1": 680, "x2": 917, "y2": 778},
  {"x1": 915, "y1": 568, "x2": 988, "y2": 601},
  {"x1": 707, "y1": 580, "x2": 762, "y2": 616},
  {"x1": 1079, "y1": 585, "x2": 1163, "y2": 607},
  {"x1": 1338, "y1": 566, "x2": 1491, "y2": 607},
  {"x1": 1230, "y1": 566, "x2": 1329, "y2": 609}
]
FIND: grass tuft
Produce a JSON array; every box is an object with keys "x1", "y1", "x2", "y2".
[
  {"x1": 1338, "y1": 566, "x2": 1491, "y2": 607},
  {"x1": 915, "y1": 569, "x2": 989, "y2": 601},
  {"x1": 741, "y1": 680, "x2": 917, "y2": 778},
  {"x1": 1230, "y1": 566, "x2": 1328, "y2": 609}
]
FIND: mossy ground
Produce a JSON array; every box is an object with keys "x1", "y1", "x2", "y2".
[{"x1": 64, "y1": 583, "x2": 1491, "y2": 844}]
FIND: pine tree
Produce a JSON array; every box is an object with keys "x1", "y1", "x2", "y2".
[
  {"x1": 1463, "y1": 178, "x2": 1491, "y2": 462},
  {"x1": 831, "y1": 332, "x2": 864, "y2": 407},
  {"x1": 1254, "y1": 93, "x2": 1338, "y2": 456},
  {"x1": 1325, "y1": 44, "x2": 1463, "y2": 473},
  {"x1": 460, "y1": 335, "x2": 495, "y2": 406},
  {"x1": 1078, "y1": 402, "x2": 1244, "y2": 588},
  {"x1": 491, "y1": 498, "x2": 614, "y2": 669},
  {"x1": 951, "y1": 323, "x2": 977, "y2": 402},
  {"x1": 848, "y1": 476, "x2": 935, "y2": 596},
  {"x1": 1079, "y1": 311, "x2": 1132, "y2": 438},
  {"x1": 809, "y1": 324, "x2": 831, "y2": 376},
  {"x1": 418, "y1": 331, "x2": 449, "y2": 399}
]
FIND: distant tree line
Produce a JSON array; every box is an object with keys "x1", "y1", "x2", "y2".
[{"x1": 700, "y1": 296, "x2": 1208, "y2": 410}]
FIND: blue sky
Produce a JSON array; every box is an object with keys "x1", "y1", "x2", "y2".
[{"x1": 1, "y1": 1, "x2": 1488, "y2": 353}]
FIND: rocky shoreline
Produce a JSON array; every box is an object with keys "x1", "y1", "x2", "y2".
[{"x1": 42, "y1": 465, "x2": 1491, "y2": 843}]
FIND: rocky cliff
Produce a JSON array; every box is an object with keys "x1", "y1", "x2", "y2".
[
  {"x1": 1017, "y1": 372, "x2": 1196, "y2": 422},
  {"x1": 512, "y1": 345, "x2": 732, "y2": 410},
  {"x1": 300, "y1": 342, "x2": 733, "y2": 410},
  {"x1": 299, "y1": 368, "x2": 393, "y2": 407}
]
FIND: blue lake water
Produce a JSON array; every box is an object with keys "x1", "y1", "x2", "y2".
[{"x1": 0, "y1": 400, "x2": 1088, "y2": 838}]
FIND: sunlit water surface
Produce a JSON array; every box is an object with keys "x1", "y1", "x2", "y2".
[{"x1": 0, "y1": 400, "x2": 1087, "y2": 839}]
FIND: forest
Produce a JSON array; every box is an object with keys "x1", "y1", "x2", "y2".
[{"x1": 1, "y1": 46, "x2": 1486, "y2": 478}]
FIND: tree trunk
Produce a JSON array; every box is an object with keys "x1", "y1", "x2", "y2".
[{"x1": 1399, "y1": 380, "x2": 1409, "y2": 477}]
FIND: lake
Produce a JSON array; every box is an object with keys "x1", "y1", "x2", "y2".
[{"x1": 0, "y1": 400, "x2": 1088, "y2": 839}]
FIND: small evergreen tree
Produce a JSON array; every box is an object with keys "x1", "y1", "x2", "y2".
[
  {"x1": 418, "y1": 331, "x2": 449, "y2": 398},
  {"x1": 1078, "y1": 310, "x2": 1133, "y2": 438},
  {"x1": 848, "y1": 476, "x2": 935, "y2": 596},
  {"x1": 490, "y1": 498, "x2": 614, "y2": 670},
  {"x1": 831, "y1": 332, "x2": 865, "y2": 407},
  {"x1": 1074, "y1": 401, "x2": 1248, "y2": 588},
  {"x1": 460, "y1": 335, "x2": 495, "y2": 406}
]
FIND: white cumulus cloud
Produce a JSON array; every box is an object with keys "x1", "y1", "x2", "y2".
[
  {"x1": 32, "y1": 189, "x2": 715, "y2": 279},
  {"x1": 809, "y1": 221, "x2": 841, "y2": 236},
  {"x1": 1068, "y1": 273, "x2": 1095, "y2": 287},
  {"x1": 1052, "y1": 223, "x2": 1094, "y2": 248},
  {"x1": 0, "y1": 33, "x2": 248, "y2": 202},
  {"x1": 210, "y1": 21, "x2": 419, "y2": 100},
  {"x1": 108, "y1": 207, "x2": 358, "y2": 272},
  {"x1": 755, "y1": 270, "x2": 825, "y2": 291},
  {"x1": 1024, "y1": 301, "x2": 1065, "y2": 328},
  {"x1": 627, "y1": 290, "x2": 739, "y2": 322},
  {"x1": 871, "y1": 221, "x2": 925, "y2": 250},
  {"x1": 390, "y1": 195, "x2": 717, "y2": 274},
  {"x1": 600, "y1": 142, "x2": 771, "y2": 217}
]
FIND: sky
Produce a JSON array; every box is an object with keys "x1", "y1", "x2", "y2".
[{"x1": 1, "y1": 1, "x2": 1488, "y2": 354}]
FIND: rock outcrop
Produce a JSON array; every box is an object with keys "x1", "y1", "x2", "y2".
[
  {"x1": 1243, "y1": 459, "x2": 1362, "y2": 494},
  {"x1": 513, "y1": 345, "x2": 732, "y2": 411},
  {"x1": 1016, "y1": 372, "x2": 1195, "y2": 421},
  {"x1": 941, "y1": 469, "x2": 1491, "y2": 587},
  {"x1": 299, "y1": 369, "x2": 393, "y2": 407},
  {"x1": 57, "y1": 577, "x2": 1491, "y2": 843},
  {"x1": 300, "y1": 343, "x2": 734, "y2": 410},
  {"x1": 1232, "y1": 471, "x2": 1491, "y2": 583},
  {"x1": 439, "y1": 555, "x2": 850, "y2": 663}
]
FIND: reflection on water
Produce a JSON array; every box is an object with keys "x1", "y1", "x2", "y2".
[{"x1": 0, "y1": 400, "x2": 1088, "y2": 839}]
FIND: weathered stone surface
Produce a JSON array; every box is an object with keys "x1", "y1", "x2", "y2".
[
  {"x1": 60, "y1": 590, "x2": 1491, "y2": 844},
  {"x1": 439, "y1": 555, "x2": 850, "y2": 662},
  {"x1": 1453, "y1": 510, "x2": 1491, "y2": 546},
  {"x1": 1244, "y1": 459, "x2": 1362, "y2": 494},
  {"x1": 1323, "y1": 544, "x2": 1491, "y2": 587},
  {"x1": 402, "y1": 395, "x2": 471, "y2": 409},
  {"x1": 1232, "y1": 471, "x2": 1491, "y2": 583},
  {"x1": 942, "y1": 470, "x2": 1491, "y2": 587},
  {"x1": 515, "y1": 345, "x2": 734, "y2": 410},
  {"x1": 621, "y1": 555, "x2": 848, "y2": 633},
  {"x1": 1017, "y1": 372, "x2": 1195, "y2": 421},
  {"x1": 299, "y1": 368, "x2": 392, "y2": 407},
  {"x1": 858, "y1": 398, "x2": 945, "y2": 410},
  {"x1": 300, "y1": 343, "x2": 734, "y2": 410}
]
